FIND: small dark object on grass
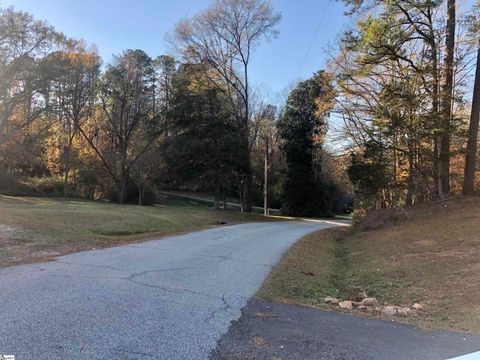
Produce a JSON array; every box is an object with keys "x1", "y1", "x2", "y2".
[
  {"x1": 217, "y1": 219, "x2": 228, "y2": 225},
  {"x1": 301, "y1": 271, "x2": 316, "y2": 276}
]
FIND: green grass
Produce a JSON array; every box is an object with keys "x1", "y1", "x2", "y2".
[
  {"x1": 259, "y1": 228, "x2": 351, "y2": 307},
  {"x1": 0, "y1": 195, "x2": 274, "y2": 268}
]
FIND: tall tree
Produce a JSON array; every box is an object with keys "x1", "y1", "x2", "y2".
[
  {"x1": 79, "y1": 50, "x2": 159, "y2": 203},
  {"x1": 334, "y1": 0, "x2": 476, "y2": 206},
  {"x1": 152, "y1": 55, "x2": 176, "y2": 119},
  {"x1": 439, "y1": 0, "x2": 457, "y2": 196},
  {"x1": 44, "y1": 45, "x2": 100, "y2": 196},
  {"x1": 277, "y1": 72, "x2": 334, "y2": 216},
  {"x1": 171, "y1": 0, "x2": 281, "y2": 212},
  {"x1": 164, "y1": 63, "x2": 242, "y2": 208},
  {"x1": 0, "y1": 7, "x2": 57, "y2": 172},
  {"x1": 463, "y1": 42, "x2": 480, "y2": 194}
]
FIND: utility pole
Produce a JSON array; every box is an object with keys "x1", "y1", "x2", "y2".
[{"x1": 264, "y1": 136, "x2": 269, "y2": 216}]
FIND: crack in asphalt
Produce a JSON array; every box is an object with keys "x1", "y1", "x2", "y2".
[
  {"x1": 50, "y1": 260, "x2": 221, "y2": 301},
  {"x1": 124, "y1": 272, "x2": 219, "y2": 299},
  {"x1": 0, "y1": 221, "x2": 343, "y2": 360},
  {"x1": 216, "y1": 252, "x2": 233, "y2": 263},
  {"x1": 129, "y1": 267, "x2": 194, "y2": 277},
  {"x1": 205, "y1": 294, "x2": 233, "y2": 324}
]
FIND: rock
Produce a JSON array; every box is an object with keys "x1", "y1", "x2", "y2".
[
  {"x1": 352, "y1": 301, "x2": 363, "y2": 308},
  {"x1": 396, "y1": 308, "x2": 412, "y2": 317},
  {"x1": 412, "y1": 303, "x2": 426, "y2": 311},
  {"x1": 323, "y1": 296, "x2": 340, "y2": 305},
  {"x1": 362, "y1": 297, "x2": 379, "y2": 307},
  {"x1": 381, "y1": 306, "x2": 397, "y2": 316},
  {"x1": 356, "y1": 305, "x2": 368, "y2": 312},
  {"x1": 339, "y1": 300, "x2": 353, "y2": 310}
]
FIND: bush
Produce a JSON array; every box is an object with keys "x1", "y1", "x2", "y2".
[
  {"x1": 25, "y1": 177, "x2": 68, "y2": 196},
  {"x1": 352, "y1": 208, "x2": 367, "y2": 224},
  {"x1": 0, "y1": 169, "x2": 23, "y2": 194}
]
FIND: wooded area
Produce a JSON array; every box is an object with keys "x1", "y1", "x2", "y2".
[
  {"x1": 0, "y1": 0, "x2": 479, "y2": 216},
  {"x1": 335, "y1": 0, "x2": 480, "y2": 209}
]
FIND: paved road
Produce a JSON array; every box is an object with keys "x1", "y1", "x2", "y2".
[
  {"x1": 0, "y1": 220, "x2": 345, "y2": 360},
  {"x1": 212, "y1": 298, "x2": 480, "y2": 360}
]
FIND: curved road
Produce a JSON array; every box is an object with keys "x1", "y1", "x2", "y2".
[{"x1": 0, "y1": 220, "x2": 346, "y2": 359}]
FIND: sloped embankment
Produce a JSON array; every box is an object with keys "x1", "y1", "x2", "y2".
[{"x1": 259, "y1": 196, "x2": 480, "y2": 333}]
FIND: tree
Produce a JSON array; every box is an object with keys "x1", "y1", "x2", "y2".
[
  {"x1": 348, "y1": 140, "x2": 390, "y2": 209},
  {"x1": 461, "y1": 1, "x2": 480, "y2": 195},
  {"x1": 439, "y1": 0, "x2": 457, "y2": 196},
  {"x1": 0, "y1": 7, "x2": 58, "y2": 174},
  {"x1": 79, "y1": 50, "x2": 159, "y2": 203},
  {"x1": 152, "y1": 55, "x2": 177, "y2": 123},
  {"x1": 43, "y1": 44, "x2": 100, "y2": 196},
  {"x1": 171, "y1": 0, "x2": 281, "y2": 212},
  {"x1": 333, "y1": 0, "x2": 477, "y2": 207},
  {"x1": 277, "y1": 72, "x2": 334, "y2": 216},
  {"x1": 163, "y1": 63, "x2": 242, "y2": 209},
  {"x1": 463, "y1": 42, "x2": 480, "y2": 194}
]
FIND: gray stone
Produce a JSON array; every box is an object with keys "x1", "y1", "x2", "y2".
[
  {"x1": 362, "y1": 297, "x2": 379, "y2": 307},
  {"x1": 381, "y1": 306, "x2": 397, "y2": 317},
  {"x1": 324, "y1": 296, "x2": 340, "y2": 305}
]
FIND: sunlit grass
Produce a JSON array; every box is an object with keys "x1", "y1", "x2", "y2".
[{"x1": 0, "y1": 195, "x2": 274, "y2": 268}]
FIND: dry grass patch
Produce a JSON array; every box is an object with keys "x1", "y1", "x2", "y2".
[
  {"x1": 259, "y1": 196, "x2": 480, "y2": 333},
  {"x1": 0, "y1": 195, "x2": 274, "y2": 268}
]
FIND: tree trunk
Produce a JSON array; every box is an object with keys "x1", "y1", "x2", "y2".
[
  {"x1": 223, "y1": 189, "x2": 227, "y2": 211},
  {"x1": 214, "y1": 181, "x2": 220, "y2": 210},
  {"x1": 242, "y1": 62, "x2": 253, "y2": 213},
  {"x1": 463, "y1": 42, "x2": 480, "y2": 195},
  {"x1": 241, "y1": 131, "x2": 253, "y2": 213},
  {"x1": 439, "y1": 0, "x2": 456, "y2": 196},
  {"x1": 430, "y1": 34, "x2": 441, "y2": 198},
  {"x1": 63, "y1": 140, "x2": 73, "y2": 198},
  {"x1": 406, "y1": 145, "x2": 415, "y2": 206},
  {"x1": 118, "y1": 172, "x2": 128, "y2": 204},
  {"x1": 63, "y1": 164, "x2": 69, "y2": 198},
  {"x1": 138, "y1": 184, "x2": 145, "y2": 206}
]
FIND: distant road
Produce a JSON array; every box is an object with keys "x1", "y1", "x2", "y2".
[
  {"x1": 159, "y1": 190, "x2": 281, "y2": 214},
  {"x1": 0, "y1": 220, "x2": 346, "y2": 359}
]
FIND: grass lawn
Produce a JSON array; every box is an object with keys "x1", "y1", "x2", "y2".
[
  {"x1": 0, "y1": 195, "x2": 274, "y2": 268},
  {"x1": 259, "y1": 196, "x2": 480, "y2": 333}
]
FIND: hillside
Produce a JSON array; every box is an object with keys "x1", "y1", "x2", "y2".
[{"x1": 260, "y1": 196, "x2": 480, "y2": 333}]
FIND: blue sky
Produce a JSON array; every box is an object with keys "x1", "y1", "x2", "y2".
[{"x1": 2, "y1": 0, "x2": 350, "y2": 97}]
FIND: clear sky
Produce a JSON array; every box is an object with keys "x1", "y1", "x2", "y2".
[{"x1": 2, "y1": 0, "x2": 350, "y2": 98}]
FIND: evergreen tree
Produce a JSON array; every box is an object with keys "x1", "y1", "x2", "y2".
[
  {"x1": 164, "y1": 64, "x2": 242, "y2": 208},
  {"x1": 277, "y1": 72, "x2": 334, "y2": 216}
]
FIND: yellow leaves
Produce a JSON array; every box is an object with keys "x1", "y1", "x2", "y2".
[
  {"x1": 314, "y1": 72, "x2": 336, "y2": 119},
  {"x1": 44, "y1": 123, "x2": 63, "y2": 175},
  {"x1": 184, "y1": 65, "x2": 220, "y2": 94},
  {"x1": 58, "y1": 51, "x2": 99, "y2": 68}
]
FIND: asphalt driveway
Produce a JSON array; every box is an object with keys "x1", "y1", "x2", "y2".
[
  {"x1": 1, "y1": 219, "x2": 478, "y2": 360},
  {"x1": 0, "y1": 220, "x2": 344, "y2": 359},
  {"x1": 211, "y1": 298, "x2": 480, "y2": 360}
]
